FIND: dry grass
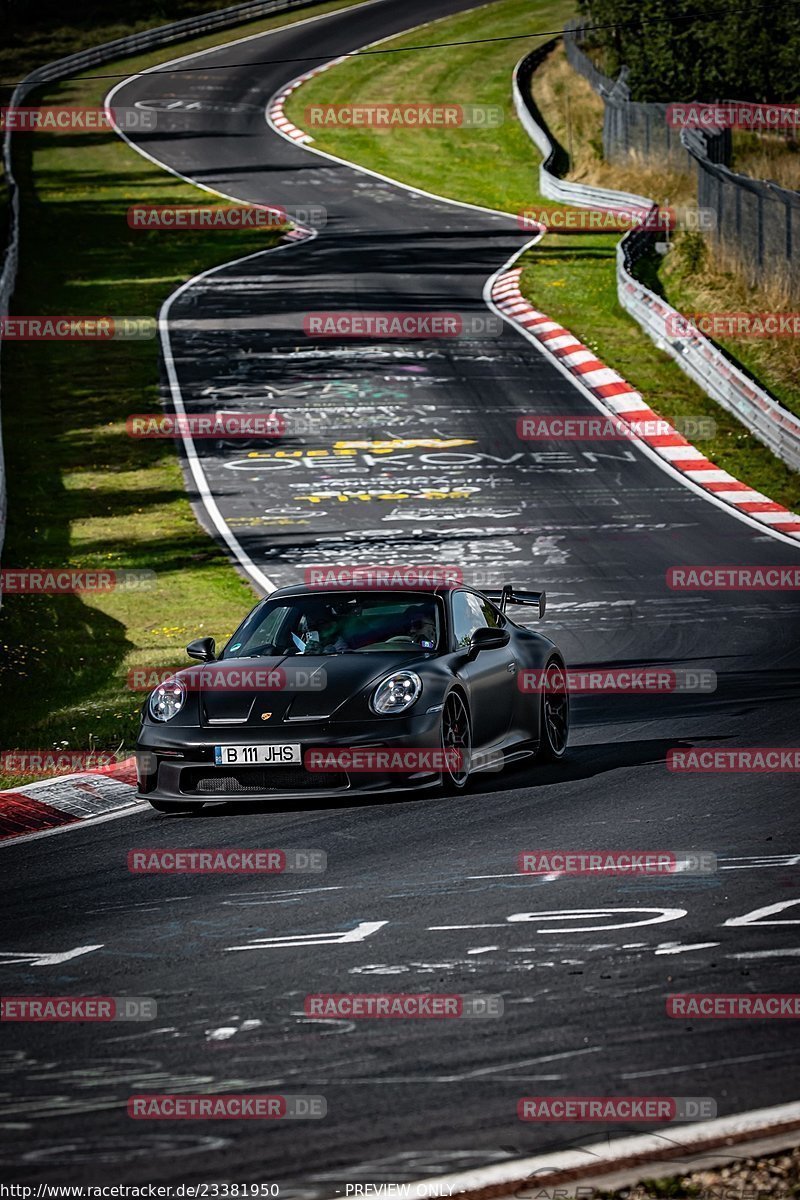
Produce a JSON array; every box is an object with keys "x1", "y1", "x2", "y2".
[
  {"x1": 530, "y1": 43, "x2": 694, "y2": 204},
  {"x1": 662, "y1": 231, "x2": 800, "y2": 415},
  {"x1": 531, "y1": 43, "x2": 799, "y2": 417},
  {"x1": 732, "y1": 129, "x2": 800, "y2": 190}
]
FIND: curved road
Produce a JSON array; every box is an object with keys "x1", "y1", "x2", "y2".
[{"x1": 3, "y1": 0, "x2": 800, "y2": 1188}]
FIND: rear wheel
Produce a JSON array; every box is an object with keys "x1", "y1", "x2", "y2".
[
  {"x1": 440, "y1": 691, "x2": 472, "y2": 791},
  {"x1": 537, "y1": 658, "x2": 569, "y2": 761},
  {"x1": 147, "y1": 799, "x2": 205, "y2": 814}
]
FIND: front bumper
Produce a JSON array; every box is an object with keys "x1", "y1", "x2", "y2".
[{"x1": 136, "y1": 710, "x2": 444, "y2": 803}]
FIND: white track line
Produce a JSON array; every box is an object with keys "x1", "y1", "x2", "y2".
[
  {"x1": 104, "y1": 0, "x2": 390, "y2": 595},
  {"x1": 267, "y1": 27, "x2": 800, "y2": 549},
  {"x1": 0, "y1": 800, "x2": 147, "y2": 850},
  {"x1": 338, "y1": 1101, "x2": 800, "y2": 1200},
  {"x1": 484, "y1": 251, "x2": 800, "y2": 548},
  {"x1": 264, "y1": 1, "x2": 525, "y2": 222}
]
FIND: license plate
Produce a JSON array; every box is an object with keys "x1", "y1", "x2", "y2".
[{"x1": 214, "y1": 743, "x2": 301, "y2": 766}]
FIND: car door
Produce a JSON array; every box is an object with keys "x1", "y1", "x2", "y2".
[{"x1": 450, "y1": 590, "x2": 516, "y2": 746}]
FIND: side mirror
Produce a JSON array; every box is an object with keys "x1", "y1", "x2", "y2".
[
  {"x1": 469, "y1": 626, "x2": 510, "y2": 655},
  {"x1": 187, "y1": 636, "x2": 216, "y2": 663}
]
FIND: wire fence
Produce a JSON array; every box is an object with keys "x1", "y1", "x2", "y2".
[
  {"x1": 563, "y1": 25, "x2": 731, "y2": 170},
  {"x1": 563, "y1": 25, "x2": 799, "y2": 298},
  {"x1": 0, "y1": 0, "x2": 317, "y2": 600},
  {"x1": 684, "y1": 128, "x2": 800, "y2": 297}
]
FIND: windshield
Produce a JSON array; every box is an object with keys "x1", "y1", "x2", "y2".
[{"x1": 223, "y1": 592, "x2": 442, "y2": 658}]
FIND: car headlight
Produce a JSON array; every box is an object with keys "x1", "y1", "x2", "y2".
[
  {"x1": 148, "y1": 678, "x2": 186, "y2": 722},
  {"x1": 370, "y1": 671, "x2": 422, "y2": 715}
]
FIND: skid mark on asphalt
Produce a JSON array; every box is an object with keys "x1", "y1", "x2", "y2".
[
  {"x1": 0, "y1": 1134, "x2": 231, "y2": 1169},
  {"x1": 731, "y1": 947, "x2": 800, "y2": 959},
  {"x1": 620, "y1": 1048, "x2": 798, "y2": 1080}
]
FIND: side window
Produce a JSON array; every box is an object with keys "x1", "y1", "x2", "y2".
[
  {"x1": 480, "y1": 599, "x2": 503, "y2": 628},
  {"x1": 227, "y1": 605, "x2": 287, "y2": 656},
  {"x1": 451, "y1": 591, "x2": 490, "y2": 648}
]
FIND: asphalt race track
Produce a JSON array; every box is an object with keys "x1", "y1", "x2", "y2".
[{"x1": 2, "y1": 0, "x2": 800, "y2": 1188}]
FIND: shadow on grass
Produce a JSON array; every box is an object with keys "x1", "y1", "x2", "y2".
[{"x1": 0, "y1": 124, "x2": 277, "y2": 753}]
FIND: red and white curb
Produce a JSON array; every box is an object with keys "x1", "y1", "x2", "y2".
[
  {"x1": 267, "y1": 55, "x2": 347, "y2": 143},
  {"x1": 0, "y1": 760, "x2": 140, "y2": 843},
  {"x1": 492, "y1": 267, "x2": 800, "y2": 539},
  {"x1": 345, "y1": 1100, "x2": 800, "y2": 1200},
  {"x1": 268, "y1": 50, "x2": 800, "y2": 544}
]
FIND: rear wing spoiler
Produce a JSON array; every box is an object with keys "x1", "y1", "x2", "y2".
[{"x1": 485, "y1": 585, "x2": 546, "y2": 619}]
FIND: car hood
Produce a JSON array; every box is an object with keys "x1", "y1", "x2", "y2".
[{"x1": 174, "y1": 653, "x2": 431, "y2": 726}]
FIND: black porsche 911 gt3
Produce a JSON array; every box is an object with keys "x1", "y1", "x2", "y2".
[{"x1": 136, "y1": 581, "x2": 569, "y2": 811}]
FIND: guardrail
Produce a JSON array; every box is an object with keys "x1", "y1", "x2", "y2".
[
  {"x1": 563, "y1": 26, "x2": 796, "y2": 298},
  {"x1": 0, "y1": 0, "x2": 317, "y2": 601},
  {"x1": 513, "y1": 41, "x2": 653, "y2": 215},
  {"x1": 681, "y1": 126, "x2": 800, "y2": 300},
  {"x1": 512, "y1": 42, "x2": 800, "y2": 474}
]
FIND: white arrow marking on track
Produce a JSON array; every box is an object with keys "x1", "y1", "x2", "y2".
[
  {"x1": 724, "y1": 898, "x2": 800, "y2": 926},
  {"x1": 431, "y1": 908, "x2": 687, "y2": 934},
  {"x1": 730, "y1": 948, "x2": 800, "y2": 959},
  {"x1": 655, "y1": 942, "x2": 720, "y2": 955},
  {"x1": 0, "y1": 945, "x2": 104, "y2": 966},
  {"x1": 225, "y1": 920, "x2": 387, "y2": 951}
]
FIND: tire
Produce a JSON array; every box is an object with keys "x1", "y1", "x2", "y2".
[
  {"x1": 440, "y1": 690, "x2": 472, "y2": 792},
  {"x1": 147, "y1": 799, "x2": 205, "y2": 814},
  {"x1": 537, "y1": 657, "x2": 569, "y2": 762}
]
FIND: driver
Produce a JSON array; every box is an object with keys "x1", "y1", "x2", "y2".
[
  {"x1": 318, "y1": 610, "x2": 351, "y2": 652},
  {"x1": 294, "y1": 602, "x2": 354, "y2": 653},
  {"x1": 404, "y1": 605, "x2": 437, "y2": 649}
]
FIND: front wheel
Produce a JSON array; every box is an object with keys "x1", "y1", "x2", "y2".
[
  {"x1": 440, "y1": 691, "x2": 472, "y2": 791},
  {"x1": 537, "y1": 658, "x2": 569, "y2": 762},
  {"x1": 146, "y1": 799, "x2": 205, "y2": 814}
]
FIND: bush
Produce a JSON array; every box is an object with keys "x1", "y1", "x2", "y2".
[{"x1": 576, "y1": 0, "x2": 800, "y2": 103}]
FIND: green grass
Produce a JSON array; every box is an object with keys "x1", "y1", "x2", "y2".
[
  {"x1": 287, "y1": 0, "x2": 575, "y2": 213},
  {"x1": 517, "y1": 237, "x2": 800, "y2": 511},
  {"x1": 286, "y1": 0, "x2": 800, "y2": 512},
  {"x1": 0, "y1": 0, "x2": 363, "y2": 787},
  {"x1": 655, "y1": 233, "x2": 800, "y2": 421}
]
